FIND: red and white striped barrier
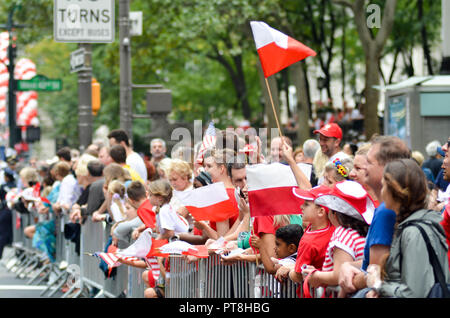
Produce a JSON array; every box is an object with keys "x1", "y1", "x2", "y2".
[{"x1": 0, "y1": 31, "x2": 39, "y2": 129}]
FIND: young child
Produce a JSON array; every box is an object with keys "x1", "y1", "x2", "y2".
[
  {"x1": 107, "y1": 180, "x2": 127, "y2": 222},
  {"x1": 272, "y1": 224, "x2": 304, "y2": 269},
  {"x1": 111, "y1": 199, "x2": 143, "y2": 244},
  {"x1": 148, "y1": 179, "x2": 190, "y2": 240},
  {"x1": 301, "y1": 180, "x2": 375, "y2": 296},
  {"x1": 127, "y1": 181, "x2": 156, "y2": 240},
  {"x1": 280, "y1": 185, "x2": 336, "y2": 284},
  {"x1": 322, "y1": 157, "x2": 353, "y2": 188}
]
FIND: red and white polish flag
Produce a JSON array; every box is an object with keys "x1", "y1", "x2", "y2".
[
  {"x1": 250, "y1": 21, "x2": 316, "y2": 78},
  {"x1": 247, "y1": 163, "x2": 311, "y2": 217},
  {"x1": 174, "y1": 182, "x2": 238, "y2": 222}
]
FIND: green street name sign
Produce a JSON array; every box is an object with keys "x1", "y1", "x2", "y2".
[{"x1": 17, "y1": 75, "x2": 62, "y2": 92}]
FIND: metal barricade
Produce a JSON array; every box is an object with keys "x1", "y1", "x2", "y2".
[
  {"x1": 102, "y1": 225, "x2": 128, "y2": 297},
  {"x1": 256, "y1": 266, "x2": 299, "y2": 298},
  {"x1": 166, "y1": 254, "x2": 303, "y2": 298},
  {"x1": 62, "y1": 214, "x2": 80, "y2": 267},
  {"x1": 127, "y1": 265, "x2": 146, "y2": 298},
  {"x1": 11, "y1": 209, "x2": 25, "y2": 245},
  {"x1": 78, "y1": 219, "x2": 128, "y2": 298},
  {"x1": 80, "y1": 218, "x2": 108, "y2": 294},
  {"x1": 167, "y1": 255, "x2": 202, "y2": 298}
]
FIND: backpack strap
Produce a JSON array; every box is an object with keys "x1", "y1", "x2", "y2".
[{"x1": 399, "y1": 221, "x2": 450, "y2": 298}]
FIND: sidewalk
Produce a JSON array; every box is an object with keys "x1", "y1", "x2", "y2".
[{"x1": 0, "y1": 247, "x2": 64, "y2": 298}]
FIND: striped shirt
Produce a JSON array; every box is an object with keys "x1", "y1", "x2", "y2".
[{"x1": 321, "y1": 226, "x2": 366, "y2": 272}]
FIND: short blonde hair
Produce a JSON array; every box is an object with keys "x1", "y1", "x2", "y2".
[
  {"x1": 355, "y1": 143, "x2": 371, "y2": 156},
  {"x1": 203, "y1": 148, "x2": 236, "y2": 167},
  {"x1": 75, "y1": 153, "x2": 97, "y2": 177},
  {"x1": 157, "y1": 158, "x2": 173, "y2": 177},
  {"x1": 412, "y1": 150, "x2": 425, "y2": 167},
  {"x1": 19, "y1": 167, "x2": 39, "y2": 185},
  {"x1": 168, "y1": 159, "x2": 192, "y2": 180}
]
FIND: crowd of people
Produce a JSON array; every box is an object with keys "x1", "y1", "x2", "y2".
[{"x1": 0, "y1": 122, "x2": 449, "y2": 299}]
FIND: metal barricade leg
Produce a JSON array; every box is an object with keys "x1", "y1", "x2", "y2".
[{"x1": 28, "y1": 263, "x2": 51, "y2": 285}]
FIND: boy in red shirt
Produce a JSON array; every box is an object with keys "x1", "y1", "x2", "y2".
[
  {"x1": 274, "y1": 185, "x2": 335, "y2": 285},
  {"x1": 126, "y1": 181, "x2": 156, "y2": 239}
]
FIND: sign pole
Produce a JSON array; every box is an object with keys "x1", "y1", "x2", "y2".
[
  {"x1": 77, "y1": 43, "x2": 93, "y2": 151},
  {"x1": 119, "y1": 0, "x2": 133, "y2": 139}
]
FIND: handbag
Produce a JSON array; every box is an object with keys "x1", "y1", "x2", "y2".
[{"x1": 401, "y1": 221, "x2": 450, "y2": 298}]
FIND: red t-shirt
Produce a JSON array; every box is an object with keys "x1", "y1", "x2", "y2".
[
  {"x1": 252, "y1": 215, "x2": 280, "y2": 238},
  {"x1": 440, "y1": 203, "x2": 450, "y2": 271},
  {"x1": 137, "y1": 199, "x2": 156, "y2": 229},
  {"x1": 209, "y1": 188, "x2": 239, "y2": 231},
  {"x1": 294, "y1": 222, "x2": 336, "y2": 273}
]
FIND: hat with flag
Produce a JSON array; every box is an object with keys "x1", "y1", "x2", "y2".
[
  {"x1": 250, "y1": 21, "x2": 316, "y2": 78},
  {"x1": 293, "y1": 185, "x2": 332, "y2": 213},
  {"x1": 292, "y1": 185, "x2": 332, "y2": 201},
  {"x1": 314, "y1": 180, "x2": 375, "y2": 224},
  {"x1": 313, "y1": 123, "x2": 343, "y2": 140}
]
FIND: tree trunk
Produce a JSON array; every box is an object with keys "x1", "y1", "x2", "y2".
[
  {"x1": 341, "y1": 7, "x2": 347, "y2": 101},
  {"x1": 211, "y1": 48, "x2": 252, "y2": 120},
  {"x1": 233, "y1": 54, "x2": 252, "y2": 119},
  {"x1": 282, "y1": 69, "x2": 292, "y2": 118},
  {"x1": 364, "y1": 50, "x2": 381, "y2": 139},
  {"x1": 291, "y1": 61, "x2": 311, "y2": 144},
  {"x1": 334, "y1": 0, "x2": 397, "y2": 140},
  {"x1": 418, "y1": 0, "x2": 434, "y2": 75}
]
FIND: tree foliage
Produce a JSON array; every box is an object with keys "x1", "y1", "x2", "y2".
[{"x1": 0, "y1": 0, "x2": 444, "y2": 149}]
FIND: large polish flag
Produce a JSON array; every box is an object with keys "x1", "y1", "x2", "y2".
[
  {"x1": 247, "y1": 162, "x2": 311, "y2": 217},
  {"x1": 174, "y1": 182, "x2": 239, "y2": 222},
  {"x1": 250, "y1": 21, "x2": 316, "y2": 78}
]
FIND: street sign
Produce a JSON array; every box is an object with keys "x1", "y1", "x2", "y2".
[
  {"x1": 129, "y1": 11, "x2": 143, "y2": 36},
  {"x1": 54, "y1": 0, "x2": 115, "y2": 43},
  {"x1": 70, "y1": 48, "x2": 87, "y2": 73},
  {"x1": 17, "y1": 75, "x2": 62, "y2": 92}
]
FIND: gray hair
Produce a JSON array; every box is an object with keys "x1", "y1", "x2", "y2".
[
  {"x1": 425, "y1": 140, "x2": 441, "y2": 157},
  {"x1": 151, "y1": 138, "x2": 166, "y2": 148},
  {"x1": 303, "y1": 139, "x2": 320, "y2": 159}
]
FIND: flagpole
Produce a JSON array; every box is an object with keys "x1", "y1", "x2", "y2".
[{"x1": 264, "y1": 77, "x2": 283, "y2": 138}]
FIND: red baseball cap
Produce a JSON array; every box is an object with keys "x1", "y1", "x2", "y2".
[
  {"x1": 314, "y1": 123, "x2": 343, "y2": 140},
  {"x1": 292, "y1": 185, "x2": 332, "y2": 201}
]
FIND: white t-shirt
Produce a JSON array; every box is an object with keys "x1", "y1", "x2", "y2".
[
  {"x1": 126, "y1": 151, "x2": 147, "y2": 182},
  {"x1": 109, "y1": 199, "x2": 126, "y2": 222},
  {"x1": 57, "y1": 174, "x2": 81, "y2": 207},
  {"x1": 156, "y1": 204, "x2": 189, "y2": 235},
  {"x1": 171, "y1": 185, "x2": 193, "y2": 213}
]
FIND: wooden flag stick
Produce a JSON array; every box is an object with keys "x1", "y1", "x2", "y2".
[{"x1": 264, "y1": 77, "x2": 283, "y2": 138}]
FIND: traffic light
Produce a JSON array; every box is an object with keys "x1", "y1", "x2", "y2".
[{"x1": 92, "y1": 77, "x2": 101, "y2": 115}]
